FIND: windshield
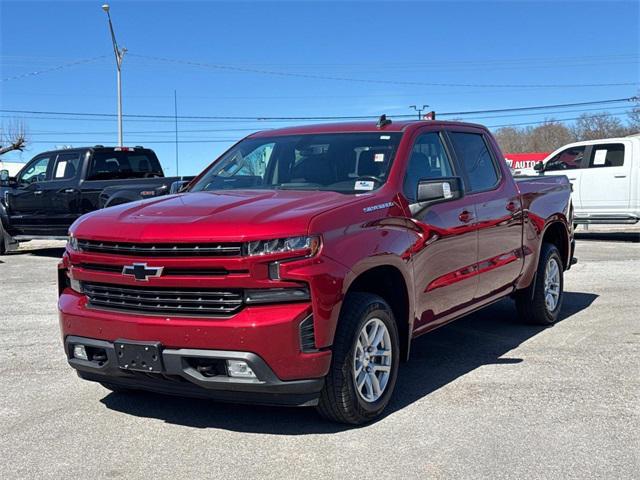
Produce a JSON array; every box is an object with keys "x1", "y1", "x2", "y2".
[{"x1": 190, "y1": 132, "x2": 403, "y2": 194}]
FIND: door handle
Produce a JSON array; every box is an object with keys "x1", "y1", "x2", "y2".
[
  {"x1": 614, "y1": 175, "x2": 627, "y2": 178},
  {"x1": 33, "y1": 190, "x2": 43, "y2": 195},
  {"x1": 567, "y1": 177, "x2": 577, "y2": 181},
  {"x1": 458, "y1": 210, "x2": 474, "y2": 223},
  {"x1": 58, "y1": 188, "x2": 78, "y2": 194}
]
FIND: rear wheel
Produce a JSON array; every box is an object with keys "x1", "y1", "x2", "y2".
[
  {"x1": 317, "y1": 293, "x2": 400, "y2": 424},
  {"x1": 515, "y1": 243, "x2": 564, "y2": 325}
]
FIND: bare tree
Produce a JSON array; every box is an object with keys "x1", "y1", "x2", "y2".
[
  {"x1": 494, "y1": 126, "x2": 531, "y2": 153},
  {"x1": 571, "y1": 112, "x2": 629, "y2": 140},
  {"x1": 0, "y1": 120, "x2": 28, "y2": 156},
  {"x1": 529, "y1": 119, "x2": 574, "y2": 151},
  {"x1": 627, "y1": 96, "x2": 640, "y2": 135},
  {"x1": 494, "y1": 120, "x2": 574, "y2": 153}
]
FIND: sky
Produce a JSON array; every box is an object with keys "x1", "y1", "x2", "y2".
[{"x1": 1, "y1": 0, "x2": 639, "y2": 175}]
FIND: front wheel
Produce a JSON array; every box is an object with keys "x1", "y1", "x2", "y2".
[
  {"x1": 515, "y1": 243, "x2": 564, "y2": 325},
  {"x1": 317, "y1": 293, "x2": 400, "y2": 424}
]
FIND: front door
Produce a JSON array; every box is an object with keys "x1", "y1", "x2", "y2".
[
  {"x1": 543, "y1": 145, "x2": 588, "y2": 209},
  {"x1": 6, "y1": 154, "x2": 54, "y2": 235},
  {"x1": 403, "y1": 130, "x2": 479, "y2": 334}
]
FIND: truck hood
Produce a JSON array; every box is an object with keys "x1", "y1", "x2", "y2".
[{"x1": 71, "y1": 190, "x2": 360, "y2": 242}]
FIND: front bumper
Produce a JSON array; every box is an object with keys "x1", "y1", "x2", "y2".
[
  {"x1": 65, "y1": 336, "x2": 325, "y2": 406},
  {"x1": 59, "y1": 288, "x2": 333, "y2": 382}
]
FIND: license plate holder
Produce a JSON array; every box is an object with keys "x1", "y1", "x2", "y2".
[{"x1": 114, "y1": 340, "x2": 163, "y2": 372}]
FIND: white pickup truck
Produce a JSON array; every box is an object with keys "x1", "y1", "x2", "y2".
[{"x1": 534, "y1": 136, "x2": 640, "y2": 225}]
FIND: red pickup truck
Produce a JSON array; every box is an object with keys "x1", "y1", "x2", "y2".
[{"x1": 58, "y1": 119, "x2": 574, "y2": 424}]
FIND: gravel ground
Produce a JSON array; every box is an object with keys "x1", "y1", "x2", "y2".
[{"x1": 0, "y1": 236, "x2": 638, "y2": 479}]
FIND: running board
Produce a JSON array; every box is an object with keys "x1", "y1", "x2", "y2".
[{"x1": 574, "y1": 216, "x2": 639, "y2": 225}]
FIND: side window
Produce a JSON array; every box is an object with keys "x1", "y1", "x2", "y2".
[
  {"x1": 18, "y1": 156, "x2": 51, "y2": 184},
  {"x1": 403, "y1": 132, "x2": 453, "y2": 203},
  {"x1": 448, "y1": 132, "x2": 499, "y2": 192},
  {"x1": 588, "y1": 144, "x2": 625, "y2": 168},
  {"x1": 545, "y1": 146, "x2": 586, "y2": 171},
  {"x1": 52, "y1": 152, "x2": 81, "y2": 180}
]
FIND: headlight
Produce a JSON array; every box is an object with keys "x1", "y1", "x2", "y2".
[
  {"x1": 67, "y1": 235, "x2": 79, "y2": 251},
  {"x1": 246, "y1": 235, "x2": 321, "y2": 257}
]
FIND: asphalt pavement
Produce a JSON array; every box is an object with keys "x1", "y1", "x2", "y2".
[{"x1": 0, "y1": 233, "x2": 638, "y2": 479}]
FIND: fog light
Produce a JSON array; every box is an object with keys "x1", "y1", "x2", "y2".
[
  {"x1": 73, "y1": 344, "x2": 88, "y2": 361},
  {"x1": 226, "y1": 360, "x2": 256, "y2": 379}
]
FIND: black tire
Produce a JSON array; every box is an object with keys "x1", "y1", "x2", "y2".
[
  {"x1": 515, "y1": 243, "x2": 564, "y2": 325},
  {"x1": 100, "y1": 382, "x2": 132, "y2": 394},
  {"x1": 0, "y1": 225, "x2": 7, "y2": 255},
  {"x1": 317, "y1": 292, "x2": 400, "y2": 425}
]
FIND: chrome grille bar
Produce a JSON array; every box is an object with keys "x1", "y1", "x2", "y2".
[
  {"x1": 77, "y1": 239, "x2": 242, "y2": 257},
  {"x1": 82, "y1": 282, "x2": 243, "y2": 316}
]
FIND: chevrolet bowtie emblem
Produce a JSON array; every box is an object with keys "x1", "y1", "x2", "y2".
[{"x1": 122, "y1": 263, "x2": 164, "y2": 281}]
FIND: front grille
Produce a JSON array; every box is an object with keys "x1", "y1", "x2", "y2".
[
  {"x1": 82, "y1": 282, "x2": 243, "y2": 316},
  {"x1": 77, "y1": 239, "x2": 242, "y2": 257},
  {"x1": 79, "y1": 263, "x2": 247, "y2": 277}
]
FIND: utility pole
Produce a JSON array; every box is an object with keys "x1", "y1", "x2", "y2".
[
  {"x1": 174, "y1": 90, "x2": 179, "y2": 176},
  {"x1": 102, "y1": 4, "x2": 126, "y2": 146},
  {"x1": 409, "y1": 104, "x2": 429, "y2": 120}
]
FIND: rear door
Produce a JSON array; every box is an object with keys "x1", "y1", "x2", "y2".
[
  {"x1": 446, "y1": 129, "x2": 524, "y2": 301},
  {"x1": 579, "y1": 142, "x2": 631, "y2": 213},
  {"x1": 543, "y1": 145, "x2": 588, "y2": 209},
  {"x1": 403, "y1": 129, "x2": 479, "y2": 332},
  {"x1": 41, "y1": 151, "x2": 83, "y2": 233},
  {"x1": 6, "y1": 154, "x2": 55, "y2": 235}
]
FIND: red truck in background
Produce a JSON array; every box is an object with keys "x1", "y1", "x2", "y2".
[{"x1": 58, "y1": 119, "x2": 574, "y2": 424}]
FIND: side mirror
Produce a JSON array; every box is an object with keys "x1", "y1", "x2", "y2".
[
  {"x1": 170, "y1": 180, "x2": 190, "y2": 194},
  {"x1": 417, "y1": 176, "x2": 464, "y2": 203},
  {"x1": 0, "y1": 169, "x2": 9, "y2": 183},
  {"x1": 533, "y1": 162, "x2": 545, "y2": 172}
]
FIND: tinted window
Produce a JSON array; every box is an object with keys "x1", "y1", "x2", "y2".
[
  {"x1": 403, "y1": 132, "x2": 453, "y2": 203},
  {"x1": 191, "y1": 133, "x2": 403, "y2": 194},
  {"x1": 545, "y1": 146, "x2": 586, "y2": 171},
  {"x1": 19, "y1": 156, "x2": 51, "y2": 184},
  {"x1": 588, "y1": 144, "x2": 625, "y2": 168},
  {"x1": 87, "y1": 150, "x2": 162, "y2": 181},
  {"x1": 448, "y1": 132, "x2": 499, "y2": 192},
  {"x1": 52, "y1": 152, "x2": 81, "y2": 180}
]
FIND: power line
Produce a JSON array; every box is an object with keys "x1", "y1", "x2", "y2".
[
  {"x1": 2, "y1": 96, "x2": 637, "y2": 122},
  {"x1": 130, "y1": 53, "x2": 638, "y2": 89},
  {"x1": 1, "y1": 56, "x2": 108, "y2": 82},
  {"x1": 27, "y1": 104, "x2": 634, "y2": 136},
  {"x1": 487, "y1": 110, "x2": 635, "y2": 128},
  {"x1": 22, "y1": 110, "x2": 638, "y2": 145}
]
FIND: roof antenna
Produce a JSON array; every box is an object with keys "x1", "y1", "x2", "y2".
[{"x1": 377, "y1": 114, "x2": 392, "y2": 129}]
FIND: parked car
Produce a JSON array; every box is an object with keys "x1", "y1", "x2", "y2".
[
  {"x1": 0, "y1": 145, "x2": 193, "y2": 254},
  {"x1": 533, "y1": 136, "x2": 640, "y2": 225},
  {"x1": 58, "y1": 119, "x2": 575, "y2": 424}
]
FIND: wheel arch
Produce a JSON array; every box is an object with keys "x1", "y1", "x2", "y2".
[
  {"x1": 342, "y1": 263, "x2": 412, "y2": 362},
  {"x1": 541, "y1": 220, "x2": 570, "y2": 269}
]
